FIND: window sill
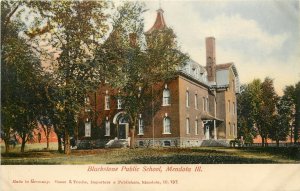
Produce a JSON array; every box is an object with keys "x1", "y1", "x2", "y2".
[
  {"x1": 104, "y1": 135, "x2": 110, "y2": 137},
  {"x1": 162, "y1": 104, "x2": 171, "y2": 107},
  {"x1": 162, "y1": 133, "x2": 171, "y2": 135},
  {"x1": 137, "y1": 134, "x2": 144, "y2": 136},
  {"x1": 104, "y1": 109, "x2": 110, "y2": 111}
]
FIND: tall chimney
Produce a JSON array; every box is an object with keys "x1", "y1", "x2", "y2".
[{"x1": 206, "y1": 37, "x2": 216, "y2": 82}]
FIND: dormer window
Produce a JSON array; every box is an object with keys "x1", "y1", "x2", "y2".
[{"x1": 162, "y1": 84, "x2": 171, "y2": 106}]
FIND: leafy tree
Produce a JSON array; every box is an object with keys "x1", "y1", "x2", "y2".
[
  {"x1": 1, "y1": 1, "x2": 45, "y2": 152},
  {"x1": 282, "y1": 82, "x2": 300, "y2": 143},
  {"x1": 258, "y1": 77, "x2": 278, "y2": 146},
  {"x1": 101, "y1": 2, "x2": 188, "y2": 148},
  {"x1": 269, "y1": 97, "x2": 291, "y2": 146},
  {"x1": 25, "y1": 1, "x2": 111, "y2": 154},
  {"x1": 240, "y1": 78, "x2": 278, "y2": 147},
  {"x1": 295, "y1": 82, "x2": 300, "y2": 143},
  {"x1": 237, "y1": 84, "x2": 257, "y2": 144}
]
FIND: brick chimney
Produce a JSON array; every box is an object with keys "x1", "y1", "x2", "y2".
[{"x1": 206, "y1": 37, "x2": 216, "y2": 82}]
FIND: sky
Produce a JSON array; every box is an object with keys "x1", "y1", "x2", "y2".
[{"x1": 141, "y1": 0, "x2": 300, "y2": 95}]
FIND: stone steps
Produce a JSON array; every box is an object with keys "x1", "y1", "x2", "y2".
[{"x1": 105, "y1": 139, "x2": 129, "y2": 148}]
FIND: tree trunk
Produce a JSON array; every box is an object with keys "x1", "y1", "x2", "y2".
[
  {"x1": 46, "y1": 135, "x2": 49, "y2": 150},
  {"x1": 57, "y1": 134, "x2": 63, "y2": 153},
  {"x1": 130, "y1": 128, "x2": 135, "y2": 149},
  {"x1": 261, "y1": 136, "x2": 265, "y2": 147},
  {"x1": 4, "y1": 140, "x2": 10, "y2": 153},
  {"x1": 20, "y1": 131, "x2": 27, "y2": 153},
  {"x1": 54, "y1": 125, "x2": 63, "y2": 153},
  {"x1": 290, "y1": 127, "x2": 293, "y2": 143},
  {"x1": 46, "y1": 127, "x2": 50, "y2": 150},
  {"x1": 64, "y1": 127, "x2": 71, "y2": 154},
  {"x1": 276, "y1": 139, "x2": 279, "y2": 147}
]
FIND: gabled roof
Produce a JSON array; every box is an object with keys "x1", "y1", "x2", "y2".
[
  {"x1": 216, "y1": 63, "x2": 233, "y2": 70},
  {"x1": 216, "y1": 62, "x2": 239, "y2": 77},
  {"x1": 145, "y1": 9, "x2": 167, "y2": 34}
]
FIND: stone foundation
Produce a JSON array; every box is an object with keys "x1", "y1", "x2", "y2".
[{"x1": 135, "y1": 138, "x2": 204, "y2": 148}]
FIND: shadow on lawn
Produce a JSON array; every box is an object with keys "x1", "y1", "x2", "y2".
[
  {"x1": 238, "y1": 147, "x2": 300, "y2": 160},
  {"x1": 112, "y1": 154, "x2": 276, "y2": 164}
]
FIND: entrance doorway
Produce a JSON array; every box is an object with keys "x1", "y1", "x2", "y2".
[
  {"x1": 113, "y1": 111, "x2": 129, "y2": 140},
  {"x1": 118, "y1": 124, "x2": 126, "y2": 139},
  {"x1": 205, "y1": 125, "x2": 210, "y2": 140},
  {"x1": 118, "y1": 116, "x2": 128, "y2": 139}
]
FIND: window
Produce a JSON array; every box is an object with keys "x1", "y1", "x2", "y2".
[
  {"x1": 229, "y1": 122, "x2": 231, "y2": 136},
  {"x1": 195, "y1": 120, "x2": 199, "y2": 135},
  {"x1": 163, "y1": 117, "x2": 171, "y2": 134},
  {"x1": 85, "y1": 119, "x2": 91, "y2": 137},
  {"x1": 206, "y1": 97, "x2": 209, "y2": 112},
  {"x1": 84, "y1": 97, "x2": 90, "y2": 105},
  {"x1": 105, "y1": 91, "x2": 110, "y2": 110},
  {"x1": 105, "y1": 119, "x2": 110, "y2": 136},
  {"x1": 203, "y1": 97, "x2": 206, "y2": 111},
  {"x1": 233, "y1": 123, "x2": 236, "y2": 137},
  {"x1": 139, "y1": 141, "x2": 144, "y2": 147},
  {"x1": 84, "y1": 97, "x2": 90, "y2": 112},
  {"x1": 228, "y1": 100, "x2": 230, "y2": 113},
  {"x1": 162, "y1": 84, "x2": 171, "y2": 106},
  {"x1": 186, "y1": 91, "x2": 190, "y2": 107},
  {"x1": 117, "y1": 98, "x2": 122, "y2": 109},
  {"x1": 195, "y1": 94, "x2": 198, "y2": 109},
  {"x1": 186, "y1": 118, "x2": 190, "y2": 134},
  {"x1": 138, "y1": 115, "x2": 144, "y2": 135},
  {"x1": 233, "y1": 102, "x2": 235, "y2": 115},
  {"x1": 163, "y1": 141, "x2": 171, "y2": 147}
]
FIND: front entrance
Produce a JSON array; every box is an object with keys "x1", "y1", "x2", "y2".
[
  {"x1": 113, "y1": 111, "x2": 130, "y2": 140},
  {"x1": 118, "y1": 124, "x2": 126, "y2": 139},
  {"x1": 205, "y1": 125, "x2": 210, "y2": 140}
]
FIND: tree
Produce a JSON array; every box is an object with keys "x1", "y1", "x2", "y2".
[
  {"x1": 282, "y1": 82, "x2": 300, "y2": 143},
  {"x1": 237, "y1": 84, "x2": 257, "y2": 144},
  {"x1": 269, "y1": 97, "x2": 291, "y2": 146},
  {"x1": 25, "y1": 1, "x2": 111, "y2": 154},
  {"x1": 1, "y1": 1, "x2": 45, "y2": 152},
  {"x1": 241, "y1": 78, "x2": 278, "y2": 147},
  {"x1": 100, "y1": 2, "x2": 188, "y2": 148},
  {"x1": 295, "y1": 82, "x2": 300, "y2": 143},
  {"x1": 258, "y1": 77, "x2": 278, "y2": 146}
]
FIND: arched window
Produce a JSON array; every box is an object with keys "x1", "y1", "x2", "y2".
[
  {"x1": 162, "y1": 84, "x2": 171, "y2": 106},
  {"x1": 163, "y1": 117, "x2": 171, "y2": 134},
  {"x1": 195, "y1": 120, "x2": 199, "y2": 135},
  {"x1": 186, "y1": 91, "x2": 190, "y2": 107},
  {"x1": 186, "y1": 118, "x2": 190, "y2": 134}
]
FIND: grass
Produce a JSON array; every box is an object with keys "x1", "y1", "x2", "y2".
[{"x1": 1, "y1": 143, "x2": 299, "y2": 164}]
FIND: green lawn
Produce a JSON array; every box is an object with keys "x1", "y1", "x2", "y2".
[{"x1": 1, "y1": 143, "x2": 299, "y2": 164}]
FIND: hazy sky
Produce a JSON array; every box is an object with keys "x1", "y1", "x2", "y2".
[{"x1": 142, "y1": 0, "x2": 300, "y2": 95}]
